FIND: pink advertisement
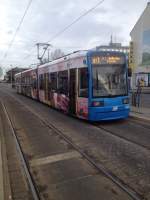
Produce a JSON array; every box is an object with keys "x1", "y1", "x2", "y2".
[
  {"x1": 56, "y1": 94, "x2": 69, "y2": 113},
  {"x1": 77, "y1": 98, "x2": 88, "y2": 119}
]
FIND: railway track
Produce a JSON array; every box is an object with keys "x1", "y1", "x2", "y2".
[
  {"x1": 95, "y1": 122, "x2": 150, "y2": 151},
  {"x1": 5, "y1": 88, "x2": 150, "y2": 152},
  {"x1": 1, "y1": 93, "x2": 144, "y2": 200},
  {"x1": 1, "y1": 101, "x2": 40, "y2": 200},
  {"x1": 3, "y1": 86, "x2": 150, "y2": 152}
]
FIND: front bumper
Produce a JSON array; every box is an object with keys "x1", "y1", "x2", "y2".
[{"x1": 88, "y1": 105, "x2": 130, "y2": 121}]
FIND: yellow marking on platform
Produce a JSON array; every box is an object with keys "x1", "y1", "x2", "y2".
[{"x1": 30, "y1": 151, "x2": 81, "y2": 167}]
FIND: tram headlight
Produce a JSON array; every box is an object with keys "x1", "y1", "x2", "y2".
[
  {"x1": 122, "y1": 98, "x2": 129, "y2": 104},
  {"x1": 92, "y1": 101, "x2": 104, "y2": 107}
]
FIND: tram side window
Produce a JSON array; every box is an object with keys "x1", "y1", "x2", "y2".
[
  {"x1": 32, "y1": 78, "x2": 37, "y2": 89},
  {"x1": 25, "y1": 77, "x2": 28, "y2": 84},
  {"x1": 28, "y1": 77, "x2": 30, "y2": 84},
  {"x1": 48, "y1": 73, "x2": 51, "y2": 91},
  {"x1": 58, "y1": 70, "x2": 68, "y2": 95},
  {"x1": 78, "y1": 68, "x2": 88, "y2": 97},
  {"x1": 39, "y1": 74, "x2": 44, "y2": 90},
  {"x1": 28, "y1": 76, "x2": 30, "y2": 85},
  {"x1": 30, "y1": 76, "x2": 32, "y2": 85},
  {"x1": 22, "y1": 77, "x2": 24, "y2": 84},
  {"x1": 26, "y1": 76, "x2": 29, "y2": 85},
  {"x1": 50, "y1": 72, "x2": 57, "y2": 91},
  {"x1": 44, "y1": 73, "x2": 47, "y2": 91}
]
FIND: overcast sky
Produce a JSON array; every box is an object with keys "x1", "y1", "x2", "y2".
[{"x1": 0, "y1": 0, "x2": 148, "y2": 68}]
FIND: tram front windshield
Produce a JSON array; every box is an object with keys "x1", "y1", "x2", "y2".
[{"x1": 92, "y1": 64, "x2": 127, "y2": 97}]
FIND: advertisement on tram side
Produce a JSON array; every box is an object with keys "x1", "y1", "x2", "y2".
[{"x1": 76, "y1": 98, "x2": 88, "y2": 119}]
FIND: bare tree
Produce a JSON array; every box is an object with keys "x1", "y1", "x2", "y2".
[
  {"x1": 50, "y1": 49, "x2": 64, "y2": 60},
  {"x1": 0, "y1": 66, "x2": 3, "y2": 78}
]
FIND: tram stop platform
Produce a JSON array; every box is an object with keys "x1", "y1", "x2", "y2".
[{"x1": 130, "y1": 106, "x2": 150, "y2": 122}]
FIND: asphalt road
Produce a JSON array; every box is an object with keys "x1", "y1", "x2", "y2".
[{"x1": 0, "y1": 83, "x2": 150, "y2": 199}]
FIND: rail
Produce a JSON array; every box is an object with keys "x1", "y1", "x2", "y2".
[
  {"x1": 1, "y1": 101, "x2": 40, "y2": 200},
  {"x1": 1, "y1": 91, "x2": 144, "y2": 200},
  {"x1": 11, "y1": 98, "x2": 143, "y2": 200}
]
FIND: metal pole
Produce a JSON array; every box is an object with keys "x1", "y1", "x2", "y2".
[
  {"x1": 48, "y1": 49, "x2": 50, "y2": 62},
  {"x1": 36, "y1": 43, "x2": 51, "y2": 64}
]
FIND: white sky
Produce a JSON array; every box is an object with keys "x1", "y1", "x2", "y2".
[{"x1": 0, "y1": 0, "x2": 148, "y2": 69}]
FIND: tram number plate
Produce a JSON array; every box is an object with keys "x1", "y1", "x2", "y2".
[{"x1": 112, "y1": 106, "x2": 118, "y2": 111}]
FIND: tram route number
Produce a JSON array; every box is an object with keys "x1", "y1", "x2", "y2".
[{"x1": 92, "y1": 56, "x2": 124, "y2": 65}]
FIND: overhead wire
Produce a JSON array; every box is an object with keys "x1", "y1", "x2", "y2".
[
  {"x1": 1, "y1": 0, "x2": 33, "y2": 64},
  {"x1": 24, "y1": 0, "x2": 105, "y2": 59},
  {"x1": 47, "y1": 0, "x2": 105, "y2": 43}
]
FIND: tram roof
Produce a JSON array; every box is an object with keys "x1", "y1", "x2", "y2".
[
  {"x1": 38, "y1": 50, "x2": 88, "y2": 69},
  {"x1": 15, "y1": 50, "x2": 87, "y2": 76},
  {"x1": 15, "y1": 50, "x2": 126, "y2": 77},
  {"x1": 15, "y1": 68, "x2": 35, "y2": 76}
]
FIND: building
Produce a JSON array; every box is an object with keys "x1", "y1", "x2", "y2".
[
  {"x1": 130, "y1": 2, "x2": 150, "y2": 89},
  {"x1": 95, "y1": 37, "x2": 129, "y2": 55},
  {"x1": 4, "y1": 67, "x2": 29, "y2": 84},
  {"x1": 129, "y1": 41, "x2": 134, "y2": 70}
]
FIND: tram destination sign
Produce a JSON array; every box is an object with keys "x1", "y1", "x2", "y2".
[{"x1": 92, "y1": 55, "x2": 125, "y2": 65}]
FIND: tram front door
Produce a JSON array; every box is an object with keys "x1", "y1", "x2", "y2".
[{"x1": 69, "y1": 69, "x2": 76, "y2": 115}]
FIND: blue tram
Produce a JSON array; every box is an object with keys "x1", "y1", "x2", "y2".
[{"x1": 15, "y1": 50, "x2": 130, "y2": 121}]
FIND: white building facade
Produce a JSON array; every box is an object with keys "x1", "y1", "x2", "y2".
[{"x1": 130, "y1": 2, "x2": 150, "y2": 89}]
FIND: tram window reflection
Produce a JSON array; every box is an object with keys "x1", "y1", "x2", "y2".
[
  {"x1": 50, "y1": 72, "x2": 57, "y2": 91},
  {"x1": 58, "y1": 70, "x2": 68, "y2": 95},
  {"x1": 78, "y1": 68, "x2": 88, "y2": 98}
]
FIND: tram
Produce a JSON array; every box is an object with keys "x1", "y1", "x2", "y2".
[{"x1": 15, "y1": 50, "x2": 130, "y2": 121}]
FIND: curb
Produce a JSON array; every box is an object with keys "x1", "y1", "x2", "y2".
[{"x1": 130, "y1": 112, "x2": 150, "y2": 122}]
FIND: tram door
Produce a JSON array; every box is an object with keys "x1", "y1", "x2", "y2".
[{"x1": 69, "y1": 69, "x2": 76, "y2": 114}]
